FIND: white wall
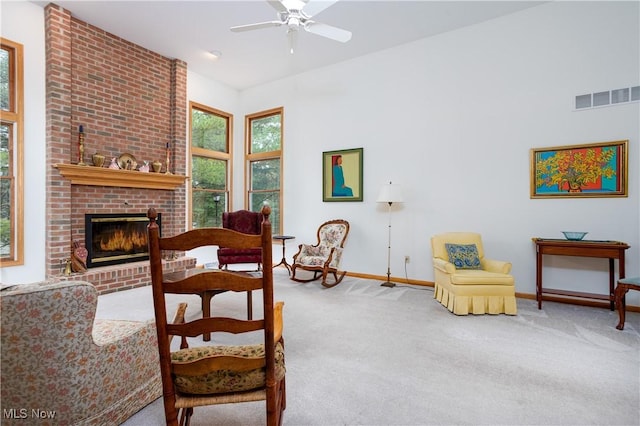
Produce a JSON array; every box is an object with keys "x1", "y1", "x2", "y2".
[
  {"x1": 240, "y1": 1, "x2": 640, "y2": 304},
  {"x1": 3, "y1": 1, "x2": 639, "y2": 307},
  {"x1": 0, "y1": 1, "x2": 47, "y2": 284}
]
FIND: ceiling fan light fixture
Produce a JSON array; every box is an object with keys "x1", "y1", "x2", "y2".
[{"x1": 287, "y1": 27, "x2": 298, "y2": 54}]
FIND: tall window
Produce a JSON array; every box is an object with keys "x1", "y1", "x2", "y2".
[
  {"x1": 190, "y1": 102, "x2": 231, "y2": 229},
  {"x1": 246, "y1": 107, "x2": 283, "y2": 235},
  {"x1": 0, "y1": 38, "x2": 24, "y2": 266}
]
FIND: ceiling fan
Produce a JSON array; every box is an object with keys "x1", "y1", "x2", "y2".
[{"x1": 230, "y1": 0, "x2": 352, "y2": 54}]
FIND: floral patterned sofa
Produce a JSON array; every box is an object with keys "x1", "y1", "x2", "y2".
[{"x1": 1, "y1": 280, "x2": 162, "y2": 425}]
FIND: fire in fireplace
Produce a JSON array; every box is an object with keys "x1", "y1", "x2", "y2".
[{"x1": 85, "y1": 213, "x2": 161, "y2": 268}]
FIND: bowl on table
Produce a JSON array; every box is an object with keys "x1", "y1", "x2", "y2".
[{"x1": 562, "y1": 231, "x2": 588, "y2": 241}]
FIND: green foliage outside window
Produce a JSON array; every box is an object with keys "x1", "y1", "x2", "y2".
[
  {"x1": 192, "y1": 109, "x2": 228, "y2": 152},
  {"x1": 251, "y1": 115, "x2": 281, "y2": 152},
  {"x1": 191, "y1": 106, "x2": 229, "y2": 229},
  {"x1": 249, "y1": 110, "x2": 282, "y2": 235},
  {"x1": 0, "y1": 69, "x2": 10, "y2": 255},
  {"x1": 0, "y1": 48, "x2": 9, "y2": 111}
]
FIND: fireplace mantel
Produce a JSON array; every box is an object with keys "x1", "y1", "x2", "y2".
[{"x1": 55, "y1": 163, "x2": 188, "y2": 190}]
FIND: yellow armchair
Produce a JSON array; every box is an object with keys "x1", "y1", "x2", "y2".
[{"x1": 431, "y1": 232, "x2": 517, "y2": 315}]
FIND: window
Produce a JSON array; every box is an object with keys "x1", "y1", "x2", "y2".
[
  {"x1": 0, "y1": 38, "x2": 24, "y2": 266},
  {"x1": 190, "y1": 102, "x2": 231, "y2": 229},
  {"x1": 246, "y1": 108, "x2": 283, "y2": 235}
]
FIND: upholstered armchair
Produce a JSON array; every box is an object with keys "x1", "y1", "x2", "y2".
[
  {"x1": 291, "y1": 219, "x2": 350, "y2": 287},
  {"x1": 0, "y1": 281, "x2": 162, "y2": 425},
  {"x1": 431, "y1": 232, "x2": 517, "y2": 315},
  {"x1": 217, "y1": 209, "x2": 263, "y2": 270}
]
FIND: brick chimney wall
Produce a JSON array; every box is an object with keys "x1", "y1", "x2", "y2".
[{"x1": 45, "y1": 4, "x2": 192, "y2": 293}]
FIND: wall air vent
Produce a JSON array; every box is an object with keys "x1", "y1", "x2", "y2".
[{"x1": 575, "y1": 85, "x2": 639, "y2": 110}]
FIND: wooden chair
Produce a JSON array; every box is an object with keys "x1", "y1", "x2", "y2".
[
  {"x1": 147, "y1": 205, "x2": 286, "y2": 426},
  {"x1": 291, "y1": 219, "x2": 350, "y2": 288},
  {"x1": 217, "y1": 209, "x2": 263, "y2": 271}
]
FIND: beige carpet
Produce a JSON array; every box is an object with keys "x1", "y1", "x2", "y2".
[{"x1": 96, "y1": 268, "x2": 640, "y2": 426}]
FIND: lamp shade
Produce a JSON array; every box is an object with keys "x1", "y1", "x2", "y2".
[{"x1": 376, "y1": 182, "x2": 404, "y2": 203}]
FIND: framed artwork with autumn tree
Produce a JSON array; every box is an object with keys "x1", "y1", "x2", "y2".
[{"x1": 530, "y1": 140, "x2": 628, "y2": 198}]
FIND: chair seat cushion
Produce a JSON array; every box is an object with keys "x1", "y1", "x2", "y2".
[
  {"x1": 450, "y1": 269, "x2": 514, "y2": 286},
  {"x1": 171, "y1": 342, "x2": 285, "y2": 395},
  {"x1": 217, "y1": 247, "x2": 262, "y2": 257}
]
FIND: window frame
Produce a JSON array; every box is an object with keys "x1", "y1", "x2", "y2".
[
  {"x1": 188, "y1": 101, "x2": 232, "y2": 229},
  {"x1": 0, "y1": 38, "x2": 24, "y2": 267},
  {"x1": 245, "y1": 107, "x2": 284, "y2": 234}
]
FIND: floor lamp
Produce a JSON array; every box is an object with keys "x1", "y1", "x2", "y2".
[{"x1": 376, "y1": 181, "x2": 404, "y2": 287}]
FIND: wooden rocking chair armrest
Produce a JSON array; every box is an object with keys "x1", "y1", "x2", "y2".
[
  {"x1": 274, "y1": 301, "x2": 284, "y2": 344},
  {"x1": 169, "y1": 302, "x2": 188, "y2": 348}
]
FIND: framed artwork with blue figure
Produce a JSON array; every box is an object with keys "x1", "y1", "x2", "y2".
[{"x1": 323, "y1": 148, "x2": 363, "y2": 202}]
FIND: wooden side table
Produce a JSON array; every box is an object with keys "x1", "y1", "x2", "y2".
[
  {"x1": 532, "y1": 238, "x2": 629, "y2": 310},
  {"x1": 273, "y1": 235, "x2": 295, "y2": 275},
  {"x1": 614, "y1": 277, "x2": 640, "y2": 330}
]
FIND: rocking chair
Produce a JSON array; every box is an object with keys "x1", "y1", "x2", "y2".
[{"x1": 291, "y1": 219, "x2": 350, "y2": 288}]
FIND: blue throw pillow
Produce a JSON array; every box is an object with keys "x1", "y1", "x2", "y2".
[{"x1": 445, "y1": 243, "x2": 481, "y2": 270}]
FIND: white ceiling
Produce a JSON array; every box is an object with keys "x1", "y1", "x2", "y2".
[{"x1": 36, "y1": 1, "x2": 544, "y2": 90}]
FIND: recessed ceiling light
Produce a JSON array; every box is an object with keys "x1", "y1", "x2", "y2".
[{"x1": 208, "y1": 50, "x2": 222, "y2": 59}]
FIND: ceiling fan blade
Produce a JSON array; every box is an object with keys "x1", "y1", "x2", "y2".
[
  {"x1": 304, "y1": 21, "x2": 352, "y2": 42},
  {"x1": 301, "y1": 0, "x2": 339, "y2": 18},
  {"x1": 230, "y1": 21, "x2": 283, "y2": 32},
  {"x1": 267, "y1": 0, "x2": 289, "y2": 13}
]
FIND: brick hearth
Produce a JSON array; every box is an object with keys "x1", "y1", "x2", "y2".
[{"x1": 58, "y1": 257, "x2": 196, "y2": 294}]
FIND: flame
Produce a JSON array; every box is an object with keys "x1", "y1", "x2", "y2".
[{"x1": 99, "y1": 228, "x2": 147, "y2": 252}]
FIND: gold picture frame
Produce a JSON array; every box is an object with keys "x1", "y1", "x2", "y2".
[
  {"x1": 530, "y1": 140, "x2": 628, "y2": 198},
  {"x1": 322, "y1": 148, "x2": 363, "y2": 202}
]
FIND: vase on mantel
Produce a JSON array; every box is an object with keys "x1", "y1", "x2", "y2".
[
  {"x1": 92, "y1": 153, "x2": 105, "y2": 167},
  {"x1": 151, "y1": 161, "x2": 162, "y2": 173}
]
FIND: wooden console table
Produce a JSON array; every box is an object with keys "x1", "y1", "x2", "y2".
[{"x1": 532, "y1": 238, "x2": 629, "y2": 310}]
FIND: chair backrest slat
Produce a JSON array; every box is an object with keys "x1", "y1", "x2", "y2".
[
  {"x1": 162, "y1": 271, "x2": 264, "y2": 294},
  {"x1": 160, "y1": 228, "x2": 262, "y2": 251},
  {"x1": 167, "y1": 318, "x2": 265, "y2": 337}
]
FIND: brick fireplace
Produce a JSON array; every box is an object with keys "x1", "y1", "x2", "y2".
[{"x1": 45, "y1": 4, "x2": 194, "y2": 293}]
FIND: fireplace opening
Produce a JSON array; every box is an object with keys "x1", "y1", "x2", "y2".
[{"x1": 85, "y1": 213, "x2": 161, "y2": 268}]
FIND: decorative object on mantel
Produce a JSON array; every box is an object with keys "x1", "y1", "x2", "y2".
[
  {"x1": 109, "y1": 157, "x2": 120, "y2": 169},
  {"x1": 165, "y1": 142, "x2": 172, "y2": 175},
  {"x1": 92, "y1": 152, "x2": 105, "y2": 167},
  {"x1": 139, "y1": 161, "x2": 150, "y2": 173},
  {"x1": 71, "y1": 240, "x2": 88, "y2": 273},
  {"x1": 561, "y1": 231, "x2": 588, "y2": 241},
  {"x1": 117, "y1": 153, "x2": 137, "y2": 170},
  {"x1": 77, "y1": 125, "x2": 86, "y2": 166},
  {"x1": 151, "y1": 160, "x2": 162, "y2": 173},
  {"x1": 376, "y1": 181, "x2": 404, "y2": 288}
]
